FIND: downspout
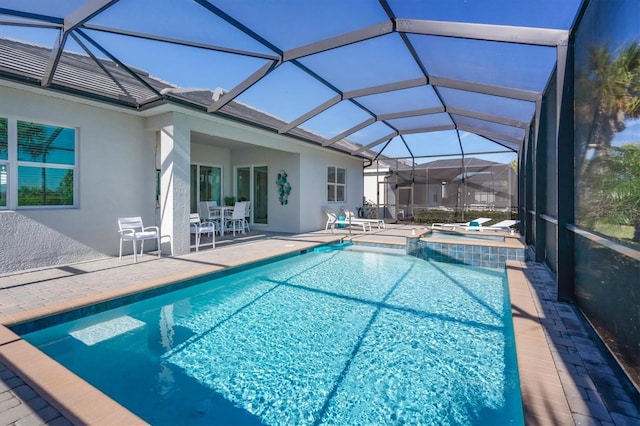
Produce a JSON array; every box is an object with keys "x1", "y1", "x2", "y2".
[{"x1": 362, "y1": 158, "x2": 373, "y2": 219}]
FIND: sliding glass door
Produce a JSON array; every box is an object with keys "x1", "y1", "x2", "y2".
[
  {"x1": 190, "y1": 164, "x2": 222, "y2": 213},
  {"x1": 254, "y1": 166, "x2": 268, "y2": 224},
  {"x1": 235, "y1": 165, "x2": 268, "y2": 225}
]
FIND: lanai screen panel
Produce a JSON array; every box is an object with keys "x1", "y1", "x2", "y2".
[
  {"x1": 451, "y1": 115, "x2": 526, "y2": 142},
  {"x1": 398, "y1": 131, "x2": 463, "y2": 158},
  {"x1": 410, "y1": 35, "x2": 557, "y2": 93},
  {"x1": 235, "y1": 63, "x2": 339, "y2": 124},
  {"x1": 0, "y1": 0, "x2": 586, "y2": 165},
  {"x1": 387, "y1": 0, "x2": 582, "y2": 29},
  {"x1": 437, "y1": 88, "x2": 536, "y2": 124},
  {"x1": 354, "y1": 86, "x2": 443, "y2": 116}
]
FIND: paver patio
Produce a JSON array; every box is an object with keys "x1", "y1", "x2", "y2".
[{"x1": 1, "y1": 226, "x2": 638, "y2": 425}]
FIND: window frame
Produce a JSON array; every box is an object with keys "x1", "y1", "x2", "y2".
[
  {"x1": 327, "y1": 165, "x2": 346, "y2": 203},
  {"x1": 0, "y1": 117, "x2": 78, "y2": 210}
]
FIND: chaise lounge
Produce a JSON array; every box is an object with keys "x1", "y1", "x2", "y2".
[
  {"x1": 324, "y1": 209, "x2": 371, "y2": 232},
  {"x1": 342, "y1": 209, "x2": 385, "y2": 229},
  {"x1": 431, "y1": 217, "x2": 492, "y2": 230},
  {"x1": 467, "y1": 219, "x2": 520, "y2": 232}
]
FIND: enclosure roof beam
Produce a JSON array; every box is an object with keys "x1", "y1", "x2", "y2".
[
  {"x1": 430, "y1": 76, "x2": 541, "y2": 102},
  {"x1": 82, "y1": 23, "x2": 279, "y2": 60},
  {"x1": 447, "y1": 106, "x2": 531, "y2": 129},
  {"x1": 457, "y1": 124, "x2": 523, "y2": 144},
  {"x1": 284, "y1": 21, "x2": 394, "y2": 61},
  {"x1": 352, "y1": 131, "x2": 399, "y2": 155},
  {"x1": 396, "y1": 19, "x2": 569, "y2": 47}
]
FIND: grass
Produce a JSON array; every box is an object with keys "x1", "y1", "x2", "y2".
[
  {"x1": 594, "y1": 222, "x2": 639, "y2": 248},
  {"x1": 595, "y1": 223, "x2": 634, "y2": 239}
]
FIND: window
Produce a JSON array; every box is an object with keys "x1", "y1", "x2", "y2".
[
  {"x1": 327, "y1": 166, "x2": 345, "y2": 202},
  {"x1": 0, "y1": 118, "x2": 76, "y2": 209},
  {"x1": 474, "y1": 192, "x2": 495, "y2": 204}
]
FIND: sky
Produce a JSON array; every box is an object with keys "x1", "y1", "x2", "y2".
[
  {"x1": 0, "y1": 0, "x2": 622, "y2": 166},
  {"x1": 612, "y1": 118, "x2": 640, "y2": 146}
]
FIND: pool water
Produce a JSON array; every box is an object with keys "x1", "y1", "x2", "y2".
[{"x1": 22, "y1": 248, "x2": 524, "y2": 425}]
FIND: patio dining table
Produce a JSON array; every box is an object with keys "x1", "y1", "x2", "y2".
[{"x1": 208, "y1": 205, "x2": 233, "y2": 234}]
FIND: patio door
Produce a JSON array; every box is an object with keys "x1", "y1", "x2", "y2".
[
  {"x1": 190, "y1": 164, "x2": 222, "y2": 213},
  {"x1": 398, "y1": 186, "x2": 413, "y2": 220},
  {"x1": 235, "y1": 165, "x2": 268, "y2": 225}
]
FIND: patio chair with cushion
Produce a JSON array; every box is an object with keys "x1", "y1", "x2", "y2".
[
  {"x1": 472, "y1": 219, "x2": 520, "y2": 233},
  {"x1": 118, "y1": 216, "x2": 161, "y2": 263},
  {"x1": 323, "y1": 209, "x2": 371, "y2": 232},
  {"x1": 190, "y1": 213, "x2": 217, "y2": 251},
  {"x1": 431, "y1": 217, "x2": 492, "y2": 230}
]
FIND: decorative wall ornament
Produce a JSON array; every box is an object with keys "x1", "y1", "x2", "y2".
[{"x1": 276, "y1": 170, "x2": 292, "y2": 205}]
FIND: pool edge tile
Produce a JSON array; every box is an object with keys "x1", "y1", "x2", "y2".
[
  {"x1": 507, "y1": 260, "x2": 573, "y2": 426},
  {"x1": 0, "y1": 338, "x2": 148, "y2": 426}
]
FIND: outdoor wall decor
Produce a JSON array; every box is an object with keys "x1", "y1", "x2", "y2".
[{"x1": 276, "y1": 170, "x2": 292, "y2": 205}]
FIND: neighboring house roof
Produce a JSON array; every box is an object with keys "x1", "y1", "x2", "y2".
[
  {"x1": 417, "y1": 157, "x2": 503, "y2": 169},
  {"x1": 390, "y1": 157, "x2": 515, "y2": 184}
]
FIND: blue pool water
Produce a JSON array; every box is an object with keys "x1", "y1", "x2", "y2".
[{"x1": 22, "y1": 248, "x2": 523, "y2": 425}]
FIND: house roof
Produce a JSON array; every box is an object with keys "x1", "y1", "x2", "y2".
[
  {"x1": 0, "y1": 36, "x2": 366, "y2": 157},
  {"x1": 394, "y1": 157, "x2": 514, "y2": 184},
  {"x1": 0, "y1": 1, "x2": 586, "y2": 164},
  {"x1": 416, "y1": 157, "x2": 507, "y2": 169}
]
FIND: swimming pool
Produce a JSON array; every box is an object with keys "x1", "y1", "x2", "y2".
[{"x1": 21, "y1": 247, "x2": 523, "y2": 425}]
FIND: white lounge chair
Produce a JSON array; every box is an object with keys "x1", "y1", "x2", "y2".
[
  {"x1": 324, "y1": 209, "x2": 371, "y2": 232},
  {"x1": 472, "y1": 219, "x2": 520, "y2": 232},
  {"x1": 432, "y1": 217, "x2": 492, "y2": 230},
  {"x1": 118, "y1": 216, "x2": 161, "y2": 263},
  {"x1": 343, "y1": 209, "x2": 385, "y2": 229},
  {"x1": 190, "y1": 213, "x2": 216, "y2": 251}
]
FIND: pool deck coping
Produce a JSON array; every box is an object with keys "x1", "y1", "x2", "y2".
[{"x1": 0, "y1": 226, "x2": 638, "y2": 425}]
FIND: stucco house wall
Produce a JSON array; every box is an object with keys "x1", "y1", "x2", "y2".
[
  {"x1": 0, "y1": 84, "x2": 156, "y2": 273},
  {"x1": 1, "y1": 82, "x2": 364, "y2": 274},
  {"x1": 300, "y1": 151, "x2": 364, "y2": 231}
]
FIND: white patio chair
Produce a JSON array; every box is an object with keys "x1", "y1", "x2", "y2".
[
  {"x1": 225, "y1": 201, "x2": 249, "y2": 236},
  {"x1": 199, "y1": 201, "x2": 223, "y2": 234},
  {"x1": 190, "y1": 213, "x2": 216, "y2": 251},
  {"x1": 244, "y1": 200, "x2": 252, "y2": 224},
  {"x1": 242, "y1": 201, "x2": 250, "y2": 233},
  {"x1": 118, "y1": 216, "x2": 161, "y2": 263}
]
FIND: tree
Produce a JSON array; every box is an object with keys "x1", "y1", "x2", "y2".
[
  {"x1": 575, "y1": 41, "x2": 640, "y2": 242},
  {"x1": 575, "y1": 42, "x2": 640, "y2": 172},
  {"x1": 585, "y1": 144, "x2": 640, "y2": 243},
  {"x1": 17, "y1": 122, "x2": 63, "y2": 204}
]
